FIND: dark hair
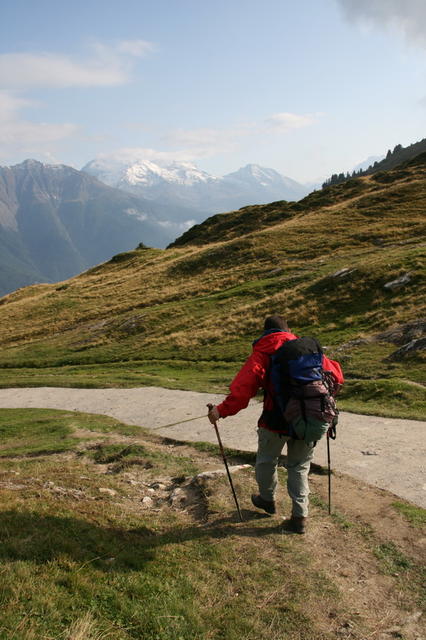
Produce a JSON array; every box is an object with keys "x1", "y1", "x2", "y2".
[{"x1": 263, "y1": 315, "x2": 289, "y2": 331}]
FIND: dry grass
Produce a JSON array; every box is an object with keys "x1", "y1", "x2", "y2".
[
  {"x1": 67, "y1": 613, "x2": 108, "y2": 640},
  {"x1": 0, "y1": 159, "x2": 424, "y2": 417}
]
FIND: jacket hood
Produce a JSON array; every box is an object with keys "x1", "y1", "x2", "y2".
[{"x1": 252, "y1": 330, "x2": 298, "y2": 355}]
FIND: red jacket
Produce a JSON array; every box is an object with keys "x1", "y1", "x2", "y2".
[{"x1": 217, "y1": 330, "x2": 344, "y2": 432}]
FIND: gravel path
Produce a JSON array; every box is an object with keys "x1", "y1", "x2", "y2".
[{"x1": 0, "y1": 386, "x2": 424, "y2": 508}]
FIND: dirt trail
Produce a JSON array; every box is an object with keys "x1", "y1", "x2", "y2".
[{"x1": 0, "y1": 386, "x2": 424, "y2": 508}]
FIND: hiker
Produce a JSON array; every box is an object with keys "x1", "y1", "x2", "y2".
[{"x1": 207, "y1": 315, "x2": 344, "y2": 533}]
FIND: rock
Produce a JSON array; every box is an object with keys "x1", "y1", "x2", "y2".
[
  {"x1": 149, "y1": 481, "x2": 167, "y2": 490},
  {"x1": 0, "y1": 481, "x2": 27, "y2": 490},
  {"x1": 195, "y1": 464, "x2": 252, "y2": 480},
  {"x1": 375, "y1": 319, "x2": 426, "y2": 345},
  {"x1": 387, "y1": 337, "x2": 426, "y2": 361},
  {"x1": 98, "y1": 487, "x2": 117, "y2": 497},
  {"x1": 383, "y1": 272, "x2": 411, "y2": 290},
  {"x1": 336, "y1": 338, "x2": 370, "y2": 352},
  {"x1": 169, "y1": 487, "x2": 186, "y2": 506},
  {"x1": 141, "y1": 496, "x2": 154, "y2": 507},
  {"x1": 331, "y1": 267, "x2": 355, "y2": 278}
]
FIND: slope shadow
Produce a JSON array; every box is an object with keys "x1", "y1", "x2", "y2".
[{"x1": 0, "y1": 509, "x2": 286, "y2": 573}]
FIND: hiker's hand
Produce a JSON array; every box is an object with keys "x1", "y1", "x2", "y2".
[{"x1": 207, "y1": 405, "x2": 220, "y2": 424}]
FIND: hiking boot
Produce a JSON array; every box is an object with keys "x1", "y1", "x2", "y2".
[
  {"x1": 283, "y1": 516, "x2": 307, "y2": 534},
  {"x1": 251, "y1": 494, "x2": 276, "y2": 515}
]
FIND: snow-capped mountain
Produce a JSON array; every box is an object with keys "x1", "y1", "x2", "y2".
[
  {"x1": 82, "y1": 157, "x2": 310, "y2": 214},
  {"x1": 85, "y1": 157, "x2": 217, "y2": 189}
]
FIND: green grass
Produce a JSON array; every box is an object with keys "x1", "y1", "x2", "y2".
[
  {"x1": 0, "y1": 408, "x2": 79, "y2": 457},
  {"x1": 0, "y1": 408, "x2": 144, "y2": 457},
  {"x1": 392, "y1": 501, "x2": 426, "y2": 526},
  {"x1": 0, "y1": 410, "x2": 336, "y2": 639},
  {"x1": 0, "y1": 359, "x2": 239, "y2": 393},
  {"x1": 338, "y1": 378, "x2": 426, "y2": 420},
  {"x1": 374, "y1": 542, "x2": 413, "y2": 574},
  {"x1": 0, "y1": 408, "x2": 424, "y2": 639}
]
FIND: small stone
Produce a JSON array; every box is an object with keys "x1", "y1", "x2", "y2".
[
  {"x1": 98, "y1": 487, "x2": 117, "y2": 497},
  {"x1": 149, "y1": 482, "x2": 167, "y2": 490},
  {"x1": 196, "y1": 464, "x2": 251, "y2": 480},
  {"x1": 331, "y1": 267, "x2": 355, "y2": 278},
  {"x1": 147, "y1": 488, "x2": 155, "y2": 494},
  {"x1": 169, "y1": 488, "x2": 187, "y2": 506},
  {"x1": 383, "y1": 273, "x2": 411, "y2": 290},
  {"x1": 141, "y1": 496, "x2": 154, "y2": 507}
]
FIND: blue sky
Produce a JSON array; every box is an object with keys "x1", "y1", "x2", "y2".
[{"x1": 1, "y1": 0, "x2": 426, "y2": 182}]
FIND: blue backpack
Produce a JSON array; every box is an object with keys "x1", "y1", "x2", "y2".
[{"x1": 269, "y1": 337, "x2": 338, "y2": 443}]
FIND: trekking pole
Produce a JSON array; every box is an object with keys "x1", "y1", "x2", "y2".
[
  {"x1": 207, "y1": 404, "x2": 243, "y2": 522},
  {"x1": 327, "y1": 431, "x2": 332, "y2": 515}
]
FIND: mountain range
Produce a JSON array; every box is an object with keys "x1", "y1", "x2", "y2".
[
  {"x1": 0, "y1": 159, "x2": 200, "y2": 297},
  {"x1": 2, "y1": 141, "x2": 424, "y2": 298},
  {"x1": 82, "y1": 157, "x2": 311, "y2": 214},
  {"x1": 0, "y1": 157, "x2": 313, "y2": 296}
]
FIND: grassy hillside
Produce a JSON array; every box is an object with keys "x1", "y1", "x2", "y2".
[
  {"x1": 0, "y1": 408, "x2": 424, "y2": 639},
  {"x1": 0, "y1": 156, "x2": 424, "y2": 418}
]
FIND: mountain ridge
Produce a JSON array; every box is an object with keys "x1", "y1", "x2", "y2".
[{"x1": 82, "y1": 156, "x2": 311, "y2": 212}]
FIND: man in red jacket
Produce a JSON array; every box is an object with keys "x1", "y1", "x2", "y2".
[{"x1": 208, "y1": 315, "x2": 344, "y2": 533}]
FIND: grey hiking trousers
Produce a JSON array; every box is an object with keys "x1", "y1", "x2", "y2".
[{"x1": 255, "y1": 428, "x2": 314, "y2": 518}]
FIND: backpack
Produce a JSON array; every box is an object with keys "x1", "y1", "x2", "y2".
[{"x1": 270, "y1": 336, "x2": 339, "y2": 444}]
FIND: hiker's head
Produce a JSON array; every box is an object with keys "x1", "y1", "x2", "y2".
[{"x1": 263, "y1": 315, "x2": 289, "y2": 331}]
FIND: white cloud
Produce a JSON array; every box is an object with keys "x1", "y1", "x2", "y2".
[
  {"x1": 94, "y1": 147, "x2": 197, "y2": 167},
  {"x1": 264, "y1": 112, "x2": 316, "y2": 133},
  {"x1": 0, "y1": 39, "x2": 154, "y2": 89},
  {"x1": 164, "y1": 126, "x2": 245, "y2": 156},
  {"x1": 337, "y1": 0, "x2": 426, "y2": 47},
  {"x1": 116, "y1": 40, "x2": 154, "y2": 57},
  {"x1": 0, "y1": 90, "x2": 78, "y2": 161},
  {"x1": 0, "y1": 40, "x2": 154, "y2": 162},
  {"x1": 0, "y1": 92, "x2": 33, "y2": 121},
  {"x1": 162, "y1": 113, "x2": 315, "y2": 158}
]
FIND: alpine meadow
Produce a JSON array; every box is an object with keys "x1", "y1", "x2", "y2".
[{"x1": 0, "y1": 154, "x2": 424, "y2": 420}]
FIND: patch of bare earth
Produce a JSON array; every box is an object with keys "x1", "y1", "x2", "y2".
[{"x1": 303, "y1": 471, "x2": 425, "y2": 639}]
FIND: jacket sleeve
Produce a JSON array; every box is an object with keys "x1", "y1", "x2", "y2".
[{"x1": 217, "y1": 350, "x2": 269, "y2": 418}]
